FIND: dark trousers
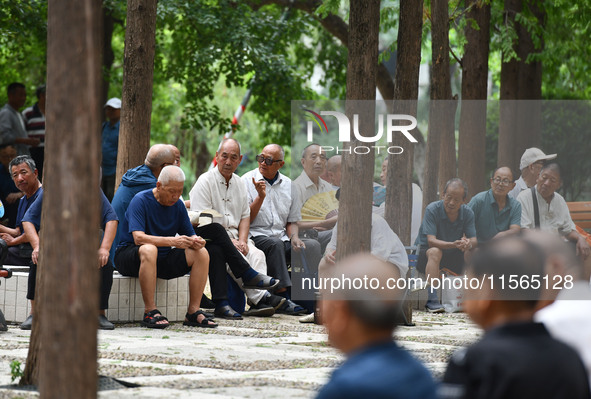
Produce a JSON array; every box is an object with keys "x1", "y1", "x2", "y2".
[
  {"x1": 251, "y1": 236, "x2": 322, "y2": 291},
  {"x1": 195, "y1": 223, "x2": 251, "y2": 303},
  {"x1": 27, "y1": 260, "x2": 114, "y2": 310}
]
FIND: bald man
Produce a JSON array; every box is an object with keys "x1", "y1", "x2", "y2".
[
  {"x1": 317, "y1": 253, "x2": 437, "y2": 399},
  {"x1": 110, "y1": 144, "x2": 176, "y2": 262}
]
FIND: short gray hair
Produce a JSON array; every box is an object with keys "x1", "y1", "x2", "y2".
[
  {"x1": 9, "y1": 155, "x2": 36, "y2": 174},
  {"x1": 158, "y1": 165, "x2": 185, "y2": 185},
  {"x1": 145, "y1": 144, "x2": 175, "y2": 169}
]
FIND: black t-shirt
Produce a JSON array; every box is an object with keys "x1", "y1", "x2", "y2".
[{"x1": 440, "y1": 321, "x2": 591, "y2": 399}]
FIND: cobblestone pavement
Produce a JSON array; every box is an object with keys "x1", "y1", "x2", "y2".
[{"x1": 0, "y1": 311, "x2": 481, "y2": 398}]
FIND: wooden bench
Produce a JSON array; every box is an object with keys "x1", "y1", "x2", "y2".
[{"x1": 567, "y1": 201, "x2": 591, "y2": 230}]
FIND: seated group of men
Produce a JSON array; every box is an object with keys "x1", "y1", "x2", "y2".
[
  {"x1": 415, "y1": 148, "x2": 590, "y2": 312},
  {"x1": 1, "y1": 142, "x2": 588, "y2": 332}
]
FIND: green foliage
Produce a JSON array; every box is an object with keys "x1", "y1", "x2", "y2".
[
  {"x1": 10, "y1": 360, "x2": 23, "y2": 383},
  {"x1": 0, "y1": 0, "x2": 47, "y2": 103}
]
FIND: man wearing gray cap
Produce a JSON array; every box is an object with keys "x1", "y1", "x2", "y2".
[
  {"x1": 508, "y1": 147, "x2": 557, "y2": 199},
  {"x1": 101, "y1": 97, "x2": 121, "y2": 201}
]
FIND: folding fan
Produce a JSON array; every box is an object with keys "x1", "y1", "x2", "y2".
[{"x1": 301, "y1": 190, "x2": 339, "y2": 221}]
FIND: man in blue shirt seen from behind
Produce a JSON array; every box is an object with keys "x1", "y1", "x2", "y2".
[
  {"x1": 317, "y1": 253, "x2": 438, "y2": 399},
  {"x1": 101, "y1": 97, "x2": 121, "y2": 201},
  {"x1": 468, "y1": 166, "x2": 521, "y2": 243}
]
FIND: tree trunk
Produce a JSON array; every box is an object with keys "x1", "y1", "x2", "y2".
[
  {"x1": 424, "y1": 0, "x2": 455, "y2": 207},
  {"x1": 385, "y1": 0, "x2": 424, "y2": 245},
  {"x1": 458, "y1": 0, "x2": 490, "y2": 199},
  {"x1": 515, "y1": 0, "x2": 544, "y2": 156},
  {"x1": 336, "y1": 0, "x2": 380, "y2": 261},
  {"x1": 101, "y1": 6, "x2": 116, "y2": 108},
  {"x1": 116, "y1": 0, "x2": 157, "y2": 188},
  {"x1": 20, "y1": 0, "x2": 103, "y2": 396}
]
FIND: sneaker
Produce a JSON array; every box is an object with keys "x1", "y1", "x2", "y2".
[
  {"x1": 20, "y1": 315, "x2": 33, "y2": 330},
  {"x1": 243, "y1": 304, "x2": 275, "y2": 317},
  {"x1": 254, "y1": 293, "x2": 286, "y2": 311},
  {"x1": 98, "y1": 315, "x2": 115, "y2": 330},
  {"x1": 425, "y1": 301, "x2": 445, "y2": 313},
  {"x1": 299, "y1": 313, "x2": 315, "y2": 323}
]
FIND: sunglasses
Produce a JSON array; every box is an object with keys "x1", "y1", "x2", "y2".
[{"x1": 256, "y1": 155, "x2": 283, "y2": 166}]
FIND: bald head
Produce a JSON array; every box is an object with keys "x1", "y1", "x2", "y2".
[
  {"x1": 327, "y1": 155, "x2": 342, "y2": 187},
  {"x1": 145, "y1": 144, "x2": 175, "y2": 176},
  {"x1": 323, "y1": 253, "x2": 403, "y2": 328}
]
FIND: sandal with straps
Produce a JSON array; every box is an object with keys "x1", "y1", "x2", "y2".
[
  {"x1": 183, "y1": 310, "x2": 218, "y2": 328},
  {"x1": 140, "y1": 309, "x2": 169, "y2": 329}
]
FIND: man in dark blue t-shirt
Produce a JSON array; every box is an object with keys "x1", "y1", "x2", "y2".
[
  {"x1": 0, "y1": 155, "x2": 42, "y2": 266},
  {"x1": 115, "y1": 165, "x2": 216, "y2": 329},
  {"x1": 20, "y1": 189, "x2": 118, "y2": 330}
]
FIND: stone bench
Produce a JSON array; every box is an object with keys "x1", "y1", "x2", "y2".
[{"x1": 0, "y1": 266, "x2": 193, "y2": 323}]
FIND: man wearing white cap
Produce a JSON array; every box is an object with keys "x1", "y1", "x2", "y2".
[
  {"x1": 101, "y1": 97, "x2": 121, "y2": 201},
  {"x1": 508, "y1": 147, "x2": 557, "y2": 200}
]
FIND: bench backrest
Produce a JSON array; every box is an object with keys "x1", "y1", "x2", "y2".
[{"x1": 567, "y1": 201, "x2": 591, "y2": 229}]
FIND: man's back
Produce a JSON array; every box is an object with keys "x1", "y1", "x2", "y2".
[
  {"x1": 442, "y1": 321, "x2": 590, "y2": 399},
  {"x1": 317, "y1": 341, "x2": 437, "y2": 399}
]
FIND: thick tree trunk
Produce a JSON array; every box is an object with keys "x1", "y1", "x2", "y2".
[
  {"x1": 336, "y1": 0, "x2": 380, "y2": 260},
  {"x1": 116, "y1": 0, "x2": 157, "y2": 188},
  {"x1": 20, "y1": 0, "x2": 103, "y2": 396},
  {"x1": 498, "y1": 0, "x2": 544, "y2": 173},
  {"x1": 458, "y1": 0, "x2": 490, "y2": 199},
  {"x1": 385, "y1": 0, "x2": 424, "y2": 245},
  {"x1": 101, "y1": 6, "x2": 116, "y2": 108},
  {"x1": 424, "y1": 0, "x2": 455, "y2": 207}
]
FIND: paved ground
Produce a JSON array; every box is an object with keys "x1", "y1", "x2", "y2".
[{"x1": 0, "y1": 311, "x2": 481, "y2": 398}]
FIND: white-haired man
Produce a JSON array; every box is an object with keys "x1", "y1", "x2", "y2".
[{"x1": 114, "y1": 165, "x2": 215, "y2": 329}]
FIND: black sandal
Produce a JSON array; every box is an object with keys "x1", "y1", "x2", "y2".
[
  {"x1": 140, "y1": 309, "x2": 169, "y2": 329},
  {"x1": 242, "y1": 273, "x2": 279, "y2": 290},
  {"x1": 183, "y1": 310, "x2": 218, "y2": 328}
]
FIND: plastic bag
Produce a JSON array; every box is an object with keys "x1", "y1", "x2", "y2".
[{"x1": 442, "y1": 275, "x2": 464, "y2": 313}]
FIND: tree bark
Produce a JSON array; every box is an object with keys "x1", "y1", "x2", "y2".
[
  {"x1": 116, "y1": 0, "x2": 157, "y2": 188},
  {"x1": 101, "y1": 6, "x2": 116, "y2": 108},
  {"x1": 498, "y1": 0, "x2": 544, "y2": 173},
  {"x1": 458, "y1": 0, "x2": 490, "y2": 199},
  {"x1": 385, "y1": 0, "x2": 424, "y2": 246},
  {"x1": 20, "y1": 0, "x2": 103, "y2": 396},
  {"x1": 336, "y1": 0, "x2": 380, "y2": 261},
  {"x1": 424, "y1": 0, "x2": 455, "y2": 207}
]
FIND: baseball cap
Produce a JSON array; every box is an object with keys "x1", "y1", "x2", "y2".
[
  {"x1": 104, "y1": 97, "x2": 121, "y2": 109},
  {"x1": 519, "y1": 148, "x2": 557, "y2": 170}
]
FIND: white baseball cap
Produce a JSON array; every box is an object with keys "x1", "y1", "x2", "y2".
[
  {"x1": 519, "y1": 147, "x2": 557, "y2": 170},
  {"x1": 104, "y1": 97, "x2": 121, "y2": 109}
]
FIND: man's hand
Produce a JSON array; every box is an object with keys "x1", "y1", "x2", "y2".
[
  {"x1": 455, "y1": 237, "x2": 472, "y2": 252},
  {"x1": 98, "y1": 248, "x2": 109, "y2": 268},
  {"x1": 5, "y1": 192, "x2": 23, "y2": 204},
  {"x1": 32, "y1": 246, "x2": 39, "y2": 265},
  {"x1": 292, "y1": 236, "x2": 306, "y2": 252},
  {"x1": 0, "y1": 233, "x2": 15, "y2": 245},
  {"x1": 252, "y1": 178, "x2": 266, "y2": 199},
  {"x1": 232, "y1": 238, "x2": 249, "y2": 255},
  {"x1": 190, "y1": 236, "x2": 206, "y2": 251},
  {"x1": 174, "y1": 235, "x2": 197, "y2": 249},
  {"x1": 323, "y1": 249, "x2": 336, "y2": 265},
  {"x1": 577, "y1": 236, "x2": 591, "y2": 260}
]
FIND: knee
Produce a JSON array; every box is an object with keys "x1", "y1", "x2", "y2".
[
  {"x1": 426, "y1": 247, "x2": 442, "y2": 263},
  {"x1": 138, "y1": 244, "x2": 158, "y2": 263}
]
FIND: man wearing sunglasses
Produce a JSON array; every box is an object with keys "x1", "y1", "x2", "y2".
[
  {"x1": 468, "y1": 166, "x2": 521, "y2": 243},
  {"x1": 242, "y1": 144, "x2": 318, "y2": 315}
]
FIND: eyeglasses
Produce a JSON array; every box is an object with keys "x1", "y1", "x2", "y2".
[
  {"x1": 256, "y1": 155, "x2": 282, "y2": 166},
  {"x1": 492, "y1": 178, "x2": 512, "y2": 186}
]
